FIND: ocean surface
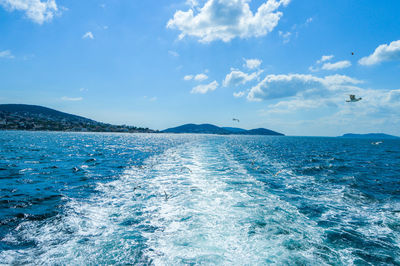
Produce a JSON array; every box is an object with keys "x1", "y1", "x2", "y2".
[{"x1": 0, "y1": 131, "x2": 399, "y2": 265}]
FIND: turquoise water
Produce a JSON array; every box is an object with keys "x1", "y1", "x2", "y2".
[{"x1": 0, "y1": 131, "x2": 399, "y2": 265}]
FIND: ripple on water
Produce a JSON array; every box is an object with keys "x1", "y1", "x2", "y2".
[{"x1": 0, "y1": 133, "x2": 399, "y2": 265}]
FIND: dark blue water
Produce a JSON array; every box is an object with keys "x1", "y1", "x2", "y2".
[{"x1": 0, "y1": 131, "x2": 399, "y2": 264}]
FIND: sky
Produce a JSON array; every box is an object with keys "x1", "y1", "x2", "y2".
[{"x1": 0, "y1": 0, "x2": 399, "y2": 136}]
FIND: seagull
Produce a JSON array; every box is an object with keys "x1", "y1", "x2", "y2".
[
  {"x1": 164, "y1": 191, "x2": 170, "y2": 201},
  {"x1": 232, "y1": 118, "x2": 240, "y2": 122},
  {"x1": 181, "y1": 166, "x2": 192, "y2": 173},
  {"x1": 274, "y1": 170, "x2": 284, "y2": 176},
  {"x1": 346, "y1": 94, "x2": 362, "y2": 102},
  {"x1": 371, "y1": 141, "x2": 383, "y2": 145}
]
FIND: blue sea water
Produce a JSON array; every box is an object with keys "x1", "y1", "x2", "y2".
[{"x1": 0, "y1": 131, "x2": 399, "y2": 265}]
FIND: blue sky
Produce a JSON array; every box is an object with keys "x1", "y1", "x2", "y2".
[{"x1": 0, "y1": 0, "x2": 399, "y2": 136}]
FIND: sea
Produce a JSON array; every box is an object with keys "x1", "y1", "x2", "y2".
[{"x1": 0, "y1": 131, "x2": 399, "y2": 265}]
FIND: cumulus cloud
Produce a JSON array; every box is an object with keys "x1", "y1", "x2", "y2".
[
  {"x1": 184, "y1": 75, "x2": 194, "y2": 81},
  {"x1": 191, "y1": 80, "x2": 219, "y2": 94},
  {"x1": 316, "y1": 55, "x2": 334, "y2": 64},
  {"x1": 310, "y1": 55, "x2": 351, "y2": 72},
  {"x1": 244, "y1": 58, "x2": 262, "y2": 69},
  {"x1": 233, "y1": 91, "x2": 246, "y2": 98},
  {"x1": 260, "y1": 87, "x2": 400, "y2": 136},
  {"x1": 321, "y1": 60, "x2": 351, "y2": 70},
  {"x1": 0, "y1": 0, "x2": 59, "y2": 24},
  {"x1": 82, "y1": 32, "x2": 94, "y2": 40},
  {"x1": 223, "y1": 69, "x2": 262, "y2": 87},
  {"x1": 0, "y1": 50, "x2": 14, "y2": 59},
  {"x1": 186, "y1": 0, "x2": 198, "y2": 7},
  {"x1": 247, "y1": 73, "x2": 362, "y2": 101},
  {"x1": 167, "y1": 0, "x2": 291, "y2": 43},
  {"x1": 184, "y1": 72, "x2": 208, "y2": 81},
  {"x1": 194, "y1": 73, "x2": 208, "y2": 81},
  {"x1": 359, "y1": 40, "x2": 400, "y2": 66},
  {"x1": 61, "y1": 96, "x2": 83, "y2": 101}
]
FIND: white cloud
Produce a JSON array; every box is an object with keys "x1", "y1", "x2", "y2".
[
  {"x1": 258, "y1": 91, "x2": 400, "y2": 136},
  {"x1": 359, "y1": 40, "x2": 400, "y2": 66},
  {"x1": 310, "y1": 55, "x2": 351, "y2": 72},
  {"x1": 0, "y1": 0, "x2": 59, "y2": 24},
  {"x1": 316, "y1": 55, "x2": 334, "y2": 64},
  {"x1": 223, "y1": 69, "x2": 262, "y2": 87},
  {"x1": 321, "y1": 60, "x2": 351, "y2": 71},
  {"x1": 0, "y1": 50, "x2": 14, "y2": 59},
  {"x1": 184, "y1": 75, "x2": 193, "y2": 81},
  {"x1": 244, "y1": 58, "x2": 262, "y2": 69},
  {"x1": 191, "y1": 80, "x2": 219, "y2": 94},
  {"x1": 253, "y1": 73, "x2": 400, "y2": 136},
  {"x1": 278, "y1": 30, "x2": 291, "y2": 43},
  {"x1": 194, "y1": 73, "x2": 208, "y2": 81},
  {"x1": 186, "y1": 0, "x2": 198, "y2": 7},
  {"x1": 247, "y1": 73, "x2": 362, "y2": 101},
  {"x1": 82, "y1": 32, "x2": 94, "y2": 40},
  {"x1": 184, "y1": 72, "x2": 208, "y2": 81},
  {"x1": 167, "y1": 0, "x2": 291, "y2": 43},
  {"x1": 264, "y1": 97, "x2": 337, "y2": 115},
  {"x1": 168, "y1": 50, "x2": 179, "y2": 57},
  {"x1": 233, "y1": 91, "x2": 246, "y2": 98},
  {"x1": 61, "y1": 96, "x2": 83, "y2": 101}
]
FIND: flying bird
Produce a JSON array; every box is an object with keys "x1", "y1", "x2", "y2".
[
  {"x1": 164, "y1": 191, "x2": 170, "y2": 201},
  {"x1": 232, "y1": 118, "x2": 240, "y2": 122},
  {"x1": 351, "y1": 52, "x2": 354, "y2": 55},
  {"x1": 346, "y1": 94, "x2": 362, "y2": 102},
  {"x1": 181, "y1": 166, "x2": 192, "y2": 173}
]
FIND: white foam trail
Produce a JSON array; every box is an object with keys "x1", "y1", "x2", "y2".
[
  {"x1": 4, "y1": 137, "x2": 385, "y2": 265},
  {"x1": 141, "y1": 140, "x2": 326, "y2": 265}
]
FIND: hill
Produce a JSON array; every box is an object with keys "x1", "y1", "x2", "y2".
[
  {"x1": 243, "y1": 128, "x2": 284, "y2": 136},
  {"x1": 163, "y1": 124, "x2": 231, "y2": 134},
  {"x1": 162, "y1": 124, "x2": 284, "y2": 136},
  {"x1": 0, "y1": 104, "x2": 155, "y2": 133},
  {"x1": 0, "y1": 104, "x2": 95, "y2": 123},
  {"x1": 221, "y1": 127, "x2": 247, "y2": 133},
  {"x1": 339, "y1": 133, "x2": 399, "y2": 139}
]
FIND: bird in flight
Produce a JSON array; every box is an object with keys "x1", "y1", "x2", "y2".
[
  {"x1": 346, "y1": 94, "x2": 362, "y2": 102},
  {"x1": 232, "y1": 118, "x2": 240, "y2": 122}
]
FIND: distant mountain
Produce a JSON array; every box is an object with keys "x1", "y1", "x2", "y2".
[
  {"x1": 244, "y1": 128, "x2": 284, "y2": 136},
  {"x1": 339, "y1": 133, "x2": 399, "y2": 139},
  {"x1": 222, "y1": 127, "x2": 247, "y2": 133},
  {"x1": 163, "y1": 124, "x2": 284, "y2": 136},
  {"x1": 0, "y1": 104, "x2": 155, "y2": 133},
  {"x1": 0, "y1": 104, "x2": 94, "y2": 123},
  {"x1": 163, "y1": 124, "x2": 231, "y2": 134}
]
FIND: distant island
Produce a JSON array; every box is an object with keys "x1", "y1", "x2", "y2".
[
  {"x1": 339, "y1": 133, "x2": 399, "y2": 139},
  {"x1": 0, "y1": 104, "x2": 156, "y2": 133},
  {"x1": 0, "y1": 104, "x2": 284, "y2": 136},
  {"x1": 162, "y1": 124, "x2": 284, "y2": 136}
]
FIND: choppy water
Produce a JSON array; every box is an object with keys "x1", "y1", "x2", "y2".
[{"x1": 0, "y1": 132, "x2": 399, "y2": 265}]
